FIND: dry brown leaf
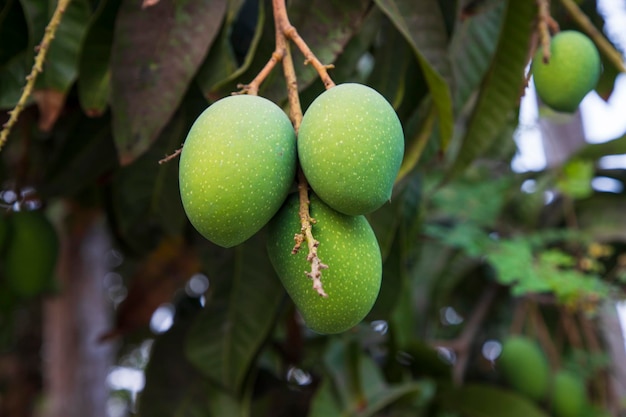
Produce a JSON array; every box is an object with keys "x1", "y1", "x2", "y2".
[{"x1": 33, "y1": 89, "x2": 66, "y2": 132}]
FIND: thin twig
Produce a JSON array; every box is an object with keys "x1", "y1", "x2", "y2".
[
  {"x1": 284, "y1": 26, "x2": 336, "y2": 90},
  {"x1": 560, "y1": 308, "x2": 583, "y2": 349},
  {"x1": 294, "y1": 169, "x2": 328, "y2": 297},
  {"x1": 273, "y1": 0, "x2": 335, "y2": 90},
  {"x1": 236, "y1": 51, "x2": 285, "y2": 96},
  {"x1": 158, "y1": 146, "x2": 182, "y2": 164},
  {"x1": 272, "y1": 0, "x2": 328, "y2": 297},
  {"x1": 528, "y1": 301, "x2": 561, "y2": 370},
  {"x1": 537, "y1": 0, "x2": 555, "y2": 63},
  {"x1": 431, "y1": 285, "x2": 499, "y2": 385},
  {"x1": 0, "y1": 0, "x2": 72, "y2": 152}
]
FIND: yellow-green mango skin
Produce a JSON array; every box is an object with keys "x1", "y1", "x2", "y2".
[
  {"x1": 267, "y1": 194, "x2": 382, "y2": 334},
  {"x1": 179, "y1": 95, "x2": 297, "y2": 248},
  {"x1": 498, "y1": 336, "x2": 550, "y2": 401},
  {"x1": 5, "y1": 211, "x2": 59, "y2": 298},
  {"x1": 552, "y1": 370, "x2": 586, "y2": 417},
  {"x1": 297, "y1": 83, "x2": 404, "y2": 215},
  {"x1": 532, "y1": 31, "x2": 601, "y2": 113}
]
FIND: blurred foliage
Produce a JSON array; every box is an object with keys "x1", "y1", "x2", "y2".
[{"x1": 0, "y1": 0, "x2": 625, "y2": 416}]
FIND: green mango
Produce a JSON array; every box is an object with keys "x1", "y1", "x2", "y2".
[
  {"x1": 5, "y1": 210, "x2": 59, "y2": 298},
  {"x1": 498, "y1": 336, "x2": 550, "y2": 401},
  {"x1": 297, "y1": 83, "x2": 404, "y2": 215},
  {"x1": 532, "y1": 31, "x2": 601, "y2": 113},
  {"x1": 552, "y1": 370, "x2": 587, "y2": 417},
  {"x1": 267, "y1": 193, "x2": 382, "y2": 334},
  {"x1": 179, "y1": 95, "x2": 297, "y2": 248}
]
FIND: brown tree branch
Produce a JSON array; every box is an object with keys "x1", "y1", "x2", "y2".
[
  {"x1": 236, "y1": 50, "x2": 285, "y2": 96},
  {"x1": 537, "y1": 0, "x2": 556, "y2": 63},
  {"x1": 528, "y1": 301, "x2": 561, "y2": 370},
  {"x1": 0, "y1": 0, "x2": 72, "y2": 152},
  {"x1": 430, "y1": 285, "x2": 499, "y2": 385},
  {"x1": 272, "y1": 0, "x2": 328, "y2": 297},
  {"x1": 273, "y1": 0, "x2": 335, "y2": 91}
]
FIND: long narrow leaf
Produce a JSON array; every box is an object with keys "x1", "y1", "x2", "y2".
[
  {"x1": 374, "y1": 0, "x2": 453, "y2": 150},
  {"x1": 445, "y1": 0, "x2": 536, "y2": 180},
  {"x1": 185, "y1": 235, "x2": 285, "y2": 393},
  {"x1": 110, "y1": 0, "x2": 227, "y2": 164}
]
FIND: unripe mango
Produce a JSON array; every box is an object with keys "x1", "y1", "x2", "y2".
[
  {"x1": 498, "y1": 336, "x2": 550, "y2": 401},
  {"x1": 179, "y1": 95, "x2": 297, "y2": 248},
  {"x1": 5, "y1": 211, "x2": 59, "y2": 298},
  {"x1": 552, "y1": 370, "x2": 586, "y2": 417},
  {"x1": 267, "y1": 193, "x2": 382, "y2": 334},
  {"x1": 0, "y1": 214, "x2": 8, "y2": 253},
  {"x1": 297, "y1": 83, "x2": 404, "y2": 215},
  {"x1": 532, "y1": 31, "x2": 601, "y2": 113}
]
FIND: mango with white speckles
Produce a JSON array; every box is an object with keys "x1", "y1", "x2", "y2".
[
  {"x1": 298, "y1": 83, "x2": 404, "y2": 215},
  {"x1": 179, "y1": 95, "x2": 297, "y2": 248},
  {"x1": 267, "y1": 193, "x2": 382, "y2": 334}
]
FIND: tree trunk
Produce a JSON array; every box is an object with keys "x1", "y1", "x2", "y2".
[{"x1": 42, "y1": 208, "x2": 113, "y2": 417}]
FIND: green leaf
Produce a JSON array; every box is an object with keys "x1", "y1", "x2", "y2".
[
  {"x1": 185, "y1": 235, "x2": 285, "y2": 394},
  {"x1": 446, "y1": 0, "x2": 536, "y2": 180},
  {"x1": 77, "y1": 0, "x2": 121, "y2": 116},
  {"x1": 137, "y1": 300, "x2": 206, "y2": 417},
  {"x1": 195, "y1": 0, "x2": 265, "y2": 98},
  {"x1": 365, "y1": 18, "x2": 413, "y2": 109},
  {"x1": 373, "y1": 0, "x2": 453, "y2": 150},
  {"x1": 368, "y1": 233, "x2": 405, "y2": 319},
  {"x1": 486, "y1": 238, "x2": 549, "y2": 294},
  {"x1": 424, "y1": 223, "x2": 490, "y2": 257},
  {"x1": 323, "y1": 339, "x2": 372, "y2": 410},
  {"x1": 574, "y1": 132, "x2": 626, "y2": 161},
  {"x1": 316, "y1": 338, "x2": 429, "y2": 417},
  {"x1": 18, "y1": 0, "x2": 46, "y2": 49},
  {"x1": 138, "y1": 300, "x2": 233, "y2": 417},
  {"x1": 40, "y1": 114, "x2": 117, "y2": 198},
  {"x1": 438, "y1": 384, "x2": 550, "y2": 417},
  {"x1": 396, "y1": 102, "x2": 436, "y2": 183},
  {"x1": 429, "y1": 174, "x2": 513, "y2": 227},
  {"x1": 354, "y1": 383, "x2": 426, "y2": 417},
  {"x1": 577, "y1": 193, "x2": 626, "y2": 242},
  {"x1": 20, "y1": 0, "x2": 91, "y2": 93},
  {"x1": 308, "y1": 379, "x2": 343, "y2": 417},
  {"x1": 0, "y1": 0, "x2": 28, "y2": 66},
  {"x1": 449, "y1": 1, "x2": 505, "y2": 112},
  {"x1": 0, "y1": 52, "x2": 29, "y2": 109},
  {"x1": 110, "y1": 0, "x2": 227, "y2": 165},
  {"x1": 111, "y1": 109, "x2": 187, "y2": 254},
  {"x1": 36, "y1": 0, "x2": 91, "y2": 92}
]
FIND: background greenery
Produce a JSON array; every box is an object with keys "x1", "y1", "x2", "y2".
[{"x1": 1, "y1": 0, "x2": 626, "y2": 416}]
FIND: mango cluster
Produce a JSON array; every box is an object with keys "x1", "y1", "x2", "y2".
[
  {"x1": 179, "y1": 83, "x2": 404, "y2": 333},
  {"x1": 498, "y1": 336, "x2": 589, "y2": 417},
  {"x1": 0, "y1": 210, "x2": 59, "y2": 299},
  {"x1": 532, "y1": 31, "x2": 601, "y2": 113}
]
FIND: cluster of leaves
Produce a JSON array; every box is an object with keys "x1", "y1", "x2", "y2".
[{"x1": 1, "y1": 0, "x2": 626, "y2": 416}]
